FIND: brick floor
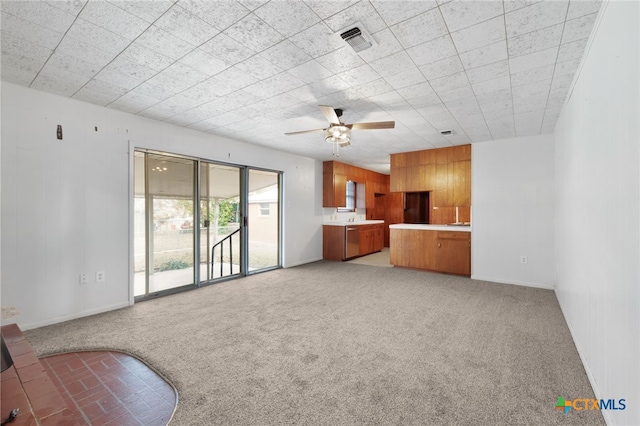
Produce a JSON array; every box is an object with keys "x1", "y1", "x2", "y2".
[{"x1": 40, "y1": 351, "x2": 177, "y2": 426}]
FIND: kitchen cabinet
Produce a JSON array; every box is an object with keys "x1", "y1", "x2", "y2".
[
  {"x1": 322, "y1": 225, "x2": 346, "y2": 261},
  {"x1": 323, "y1": 160, "x2": 389, "y2": 213},
  {"x1": 435, "y1": 231, "x2": 471, "y2": 276},
  {"x1": 358, "y1": 223, "x2": 385, "y2": 255},
  {"x1": 323, "y1": 223, "x2": 385, "y2": 261},
  {"x1": 323, "y1": 165, "x2": 347, "y2": 207},
  {"x1": 359, "y1": 227, "x2": 374, "y2": 255},
  {"x1": 389, "y1": 166, "x2": 405, "y2": 193},
  {"x1": 389, "y1": 227, "x2": 471, "y2": 276},
  {"x1": 389, "y1": 145, "x2": 471, "y2": 225},
  {"x1": 389, "y1": 228, "x2": 437, "y2": 270},
  {"x1": 373, "y1": 225, "x2": 384, "y2": 252}
]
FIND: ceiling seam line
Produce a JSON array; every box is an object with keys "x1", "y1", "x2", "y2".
[
  {"x1": 539, "y1": 3, "x2": 573, "y2": 135},
  {"x1": 27, "y1": 0, "x2": 90, "y2": 89},
  {"x1": 71, "y1": 0, "x2": 180, "y2": 100},
  {"x1": 427, "y1": 2, "x2": 470, "y2": 146},
  {"x1": 503, "y1": 0, "x2": 517, "y2": 139}
]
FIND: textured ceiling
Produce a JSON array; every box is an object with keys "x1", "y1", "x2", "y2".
[{"x1": 1, "y1": 0, "x2": 601, "y2": 173}]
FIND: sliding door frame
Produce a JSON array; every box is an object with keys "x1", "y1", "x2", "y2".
[
  {"x1": 132, "y1": 148, "x2": 282, "y2": 301},
  {"x1": 245, "y1": 167, "x2": 283, "y2": 276}
]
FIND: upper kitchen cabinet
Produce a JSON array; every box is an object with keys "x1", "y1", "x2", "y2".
[
  {"x1": 323, "y1": 162, "x2": 347, "y2": 207},
  {"x1": 323, "y1": 161, "x2": 388, "y2": 209},
  {"x1": 389, "y1": 145, "x2": 471, "y2": 224}
]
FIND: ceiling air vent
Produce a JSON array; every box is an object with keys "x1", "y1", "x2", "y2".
[
  {"x1": 338, "y1": 22, "x2": 377, "y2": 53},
  {"x1": 440, "y1": 130, "x2": 453, "y2": 136}
]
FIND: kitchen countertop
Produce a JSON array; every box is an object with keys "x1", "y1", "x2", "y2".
[
  {"x1": 323, "y1": 220, "x2": 385, "y2": 226},
  {"x1": 390, "y1": 223, "x2": 471, "y2": 232}
]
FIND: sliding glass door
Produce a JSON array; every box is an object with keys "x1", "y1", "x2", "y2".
[
  {"x1": 134, "y1": 152, "x2": 196, "y2": 297},
  {"x1": 247, "y1": 169, "x2": 281, "y2": 273},
  {"x1": 134, "y1": 151, "x2": 282, "y2": 299},
  {"x1": 199, "y1": 163, "x2": 242, "y2": 283}
]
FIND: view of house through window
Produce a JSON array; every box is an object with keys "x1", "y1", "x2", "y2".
[
  {"x1": 200, "y1": 162, "x2": 241, "y2": 283},
  {"x1": 248, "y1": 169, "x2": 280, "y2": 272},
  {"x1": 134, "y1": 151, "x2": 282, "y2": 299}
]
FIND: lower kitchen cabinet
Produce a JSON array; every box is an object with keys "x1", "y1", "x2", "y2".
[
  {"x1": 390, "y1": 228, "x2": 470, "y2": 276},
  {"x1": 358, "y1": 224, "x2": 384, "y2": 256},
  {"x1": 435, "y1": 231, "x2": 471, "y2": 275},
  {"x1": 373, "y1": 226, "x2": 384, "y2": 252},
  {"x1": 359, "y1": 227, "x2": 374, "y2": 255},
  {"x1": 323, "y1": 225, "x2": 346, "y2": 261},
  {"x1": 323, "y1": 223, "x2": 385, "y2": 261}
]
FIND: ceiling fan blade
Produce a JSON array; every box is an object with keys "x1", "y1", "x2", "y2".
[
  {"x1": 284, "y1": 128, "x2": 326, "y2": 135},
  {"x1": 348, "y1": 121, "x2": 396, "y2": 130},
  {"x1": 319, "y1": 105, "x2": 341, "y2": 125}
]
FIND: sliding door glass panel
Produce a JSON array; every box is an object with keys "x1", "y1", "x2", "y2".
[
  {"x1": 247, "y1": 169, "x2": 280, "y2": 272},
  {"x1": 199, "y1": 163, "x2": 241, "y2": 283},
  {"x1": 133, "y1": 152, "x2": 147, "y2": 297},
  {"x1": 146, "y1": 154, "x2": 195, "y2": 294}
]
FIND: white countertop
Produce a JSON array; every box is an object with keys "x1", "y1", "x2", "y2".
[
  {"x1": 323, "y1": 220, "x2": 385, "y2": 226},
  {"x1": 389, "y1": 223, "x2": 471, "y2": 232}
]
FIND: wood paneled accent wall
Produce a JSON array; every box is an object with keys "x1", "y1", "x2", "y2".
[{"x1": 390, "y1": 145, "x2": 471, "y2": 225}]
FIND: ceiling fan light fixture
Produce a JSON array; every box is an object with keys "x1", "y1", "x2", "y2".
[{"x1": 325, "y1": 125, "x2": 350, "y2": 145}]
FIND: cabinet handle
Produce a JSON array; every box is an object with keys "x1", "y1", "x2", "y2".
[{"x1": 438, "y1": 243, "x2": 441, "y2": 248}]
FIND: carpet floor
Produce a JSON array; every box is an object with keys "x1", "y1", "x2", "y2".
[{"x1": 24, "y1": 261, "x2": 603, "y2": 425}]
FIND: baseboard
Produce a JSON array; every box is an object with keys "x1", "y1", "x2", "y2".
[
  {"x1": 554, "y1": 290, "x2": 612, "y2": 426},
  {"x1": 18, "y1": 301, "x2": 132, "y2": 331},
  {"x1": 470, "y1": 275, "x2": 555, "y2": 290}
]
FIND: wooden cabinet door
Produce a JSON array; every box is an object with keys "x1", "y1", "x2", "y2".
[
  {"x1": 334, "y1": 173, "x2": 347, "y2": 207},
  {"x1": 390, "y1": 166, "x2": 406, "y2": 192},
  {"x1": 359, "y1": 228, "x2": 374, "y2": 255},
  {"x1": 390, "y1": 229, "x2": 437, "y2": 270},
  {"x1": 373, "y1": 226, "x2": 384, "y2": 252},
  {"x1": 323, "y1": 226, "x2": 346, "y2": 260},
  {"x1": 435, "y1": 231, "x2": 470, "y2": 276},
  {"x1": 365, "y1": 181, "x2": 375, "y2": 210},
  {"x1": 453, "y1": 160, "x2": 471, "y2": 207}
]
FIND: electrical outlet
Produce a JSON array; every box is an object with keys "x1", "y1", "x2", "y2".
[
  {"x1": 520, "y1": 256, "x2": 527, "y2": 264},
  {"x1": 96, "y1": 271, "x2": 106, "y2": 283},
  {"x1": 79, "y1": 273, "x2": 88, "y2": 285}
]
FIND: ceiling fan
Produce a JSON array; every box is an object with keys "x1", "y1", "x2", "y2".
[{"x1": 285, "y1": 105, "x2": 395, "y2": 156}]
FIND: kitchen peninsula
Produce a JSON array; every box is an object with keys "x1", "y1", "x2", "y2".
[
  {"x1": 389, "y1": 224, "x2": 471, "y2": 276},
  {"x1": 322, "y1": 144, "x2": 472, "y2": 275}
]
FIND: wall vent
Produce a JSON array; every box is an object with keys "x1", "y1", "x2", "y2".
[{"x1": 338, "y1": 22, "x2": 377, "y2": 53}]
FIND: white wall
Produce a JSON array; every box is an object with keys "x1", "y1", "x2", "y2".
[
  {"x1": 1, "y1": 83, "x2": 323, "y2": 330},
  {"x1": 471, "y1": 134, "x2": 556, "y2": 288},
  {"x1": 554, "y1": 1, "x2": 639, "y2": 425}
]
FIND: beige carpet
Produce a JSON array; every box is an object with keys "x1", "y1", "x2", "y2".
[
  {"x1": 24, "y1": 261, "x2": 603, "y2": 425},
  {"x1": 347, "y1": 248, "x2": 393, "y2": 267}
]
